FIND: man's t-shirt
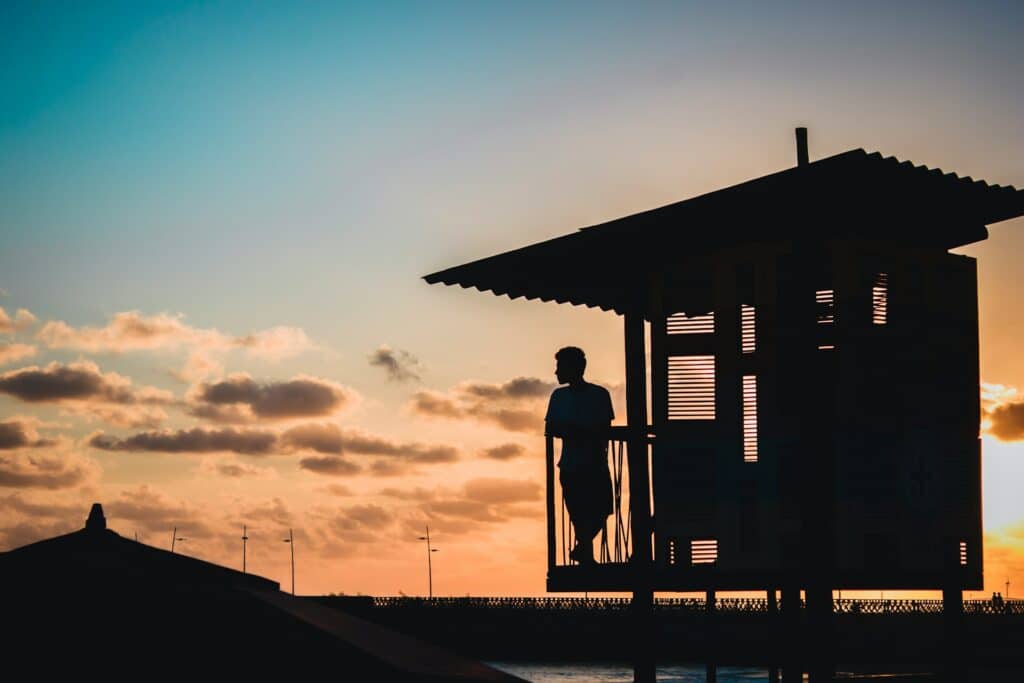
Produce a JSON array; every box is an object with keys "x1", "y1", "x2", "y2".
[{"x1": 545, "y1": 382, "x2": 614, "y2": 472}]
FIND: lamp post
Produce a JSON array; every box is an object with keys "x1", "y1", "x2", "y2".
[
  {"x1": 170, "y1": 527, "x2": 187, "y2": 553},
  {"x1": 417, "y1": 526, "x2": 439, "y2": 599},
  {"x1": 242, "y1": 525, "x2": 249, "y2": 574},
  {"x1": 283, "y1": 528, "x2": 295, "y2": 595}
]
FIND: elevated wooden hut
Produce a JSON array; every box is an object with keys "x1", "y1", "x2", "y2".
[{"x1": 425, "y1": 130, "x2": 1022, "y2": 608}]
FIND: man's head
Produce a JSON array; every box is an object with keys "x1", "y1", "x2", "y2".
[{"x1": 555, "y1": 346, "x2": 586, "y2": 385}]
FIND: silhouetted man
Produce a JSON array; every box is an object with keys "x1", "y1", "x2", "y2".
[{"x1": 545, "y1": 346, "x2": 614, "y2": 565}]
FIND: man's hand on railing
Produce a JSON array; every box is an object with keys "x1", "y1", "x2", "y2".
[{"x1": 544, "y1": 421, "x2": 611, "y2": 440}]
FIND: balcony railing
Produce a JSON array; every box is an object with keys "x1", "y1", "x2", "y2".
[{"x1": 545, "y1": 426, "x2": 651, "y2": 575}]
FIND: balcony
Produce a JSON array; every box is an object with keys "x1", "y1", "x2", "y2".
[{"x1": 545, "y1": 426, "x2": 651, "y2": 592}]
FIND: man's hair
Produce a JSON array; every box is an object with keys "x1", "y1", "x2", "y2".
[{"x1": 555, "y1": 346, "x2": 586, "y2": 374}]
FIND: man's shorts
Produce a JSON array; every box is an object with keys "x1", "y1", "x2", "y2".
[{"x1": 560, "y1": 464, "x2": 613, "y2": 531}]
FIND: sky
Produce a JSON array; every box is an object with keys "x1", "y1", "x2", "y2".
[{"x1": 1, "y1": 1, "x2": 1023, "y2": 597}]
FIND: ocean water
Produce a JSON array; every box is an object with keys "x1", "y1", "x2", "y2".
[{"x1": 488, "y1": 663, "x2": 773, "y2": 682}]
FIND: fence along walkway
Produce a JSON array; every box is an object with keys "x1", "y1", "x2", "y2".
[{"x1": 365, "y1": 596, "x2": 1024, "y2": 615}]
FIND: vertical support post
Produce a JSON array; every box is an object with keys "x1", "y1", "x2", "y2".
[
  {"x1": 780, "y1": 587, "x2": 801, "y2": 683},
  {"x1": 545, "y1": 435, "x2": 556, "y2": 574},
  {"x1": 943, "y1": 539, "x2": 965, "y2": 681},
  {"x1": 768, "y1": 589, "x2": 780, "y2": 683},
  {"x1": 806, "y1": 585, "x2": 835, "y2": 682},
  {"x1": 625, "y1": 308, "x2": 654, "y2": 683},
  {"x1": 706, "y1": 589, "x2": 718, "y2": 683}
]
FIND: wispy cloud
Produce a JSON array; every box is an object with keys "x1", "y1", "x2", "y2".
[
  {"x1": 0, "y1": 307, "x2": 37, "y2": 335},
  {"x1": 385, "y1": 477, "x2": 543, "y2": 537},
  {"x1": 409, "y1": 376, "x2": 555, "y2": 433},
  {"x1": 36, "y1": 311, "x2": 314, "y2": 360},
  {"x1": 368, "y1": 345, "x2": 423, "y2": 383},
  {"x1": 0, "y1": 343, "x2": 37, "y2": 366},
  {"x1": 0, "y1": 360, "x2": 174, "y2": 427},
  {"x1": 104, "y1": 485, "x2": 214, "y2": 538},
  {"x1": 197, "y1": 456, "x2": 278, "y2": 479},
  {"x1": 479, "y1": 442, "x2": 526, "y2": 460},
  {"x1": 0, "y1": 452, "x2": 96, "y2": 490},
  {"x1": 282, "y1": 423, "x2": 457, "y2": 462}
]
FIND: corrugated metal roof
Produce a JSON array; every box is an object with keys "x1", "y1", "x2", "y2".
[{"x1": 424, "y1": 149, "x2": 1023, "y2": 315}]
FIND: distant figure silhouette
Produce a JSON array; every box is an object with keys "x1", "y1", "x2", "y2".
[{"x1": 544, "y1": 347, "x2": 614, "y2": 565}]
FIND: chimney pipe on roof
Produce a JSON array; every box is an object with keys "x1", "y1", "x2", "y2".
[
  {"x1": 796, "y1": 127, "x2": 809, "y2": 166},
  {"x1": 85, "y1": 503, "x2": 106, "y2": 532}
]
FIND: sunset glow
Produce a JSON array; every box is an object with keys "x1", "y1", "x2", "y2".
[{"x1": 2, "y1": 1, "x2": 1022, "y2": 601}]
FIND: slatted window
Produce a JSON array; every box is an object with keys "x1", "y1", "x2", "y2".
[
  {"x1": 667, "y1": 311, "x2": 715, "y2": 335},
  {"x1": 872, "y1": 273, "x2": 889, "y2": 325},
  {"x1": 959, "y1": 541, "x2": 968, "y2": 566},
  {"x1": 742, "y1": 375, "x2": 758, "y2": 462},
  {"x1": 741, "y1": 304, "x2": 756, "y2": 354},
  {"x1": 816, "y1": 289, "x2": 835, "y2": 350},
  {"x1": 668, "y1": 355, "x2": 715, "y2": 420},
  {"x1": 691, "y1": 539, "x2": 718, "y2": 565},
  {"x1": 816, "y1": 289, "x2": 835, "y2": 325}
]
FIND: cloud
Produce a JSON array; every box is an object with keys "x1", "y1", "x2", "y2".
[
  {"x1": 0, "y1": 491, "x2": 84, "y2": 550},
  {"x1": 368, "y1": 459, "x2": 409, "y2": 477},
  {"x1": 987, "y1": 400, "x2": 1024, "y2": 441},
  {"x1": 237, "y1": 498, "x2": 293, "y2": 526},
  {"x1": 318, "y1": 504, "x2": 396, "y2": 547},
  {"x1": 282, "y1": 423, "x2": 458, "y2": 464},
  {"x1": 0, "y1": 360, "x2": 173, "y2": 427},
  {"x1": 460, "y1": 377, "x2": 553, "y2": 400},
  {"x1": 409, "y1": 376, "x2": 554, "y2": 433},
  {"x1": 319, "y1": 484, "x2": 355, "y2": 497},
  {"x1": 104, "y1": 485, "x2": 213, "y2": 537},
  {"x1": 0, "y1": 492, "x2": 83, "y2": 519},
  {"x1": 0, "y1": 519, "x2": 78, "y2": 550},
  {"x1": 408, "y1": 391, "x2": 463, "y2": 418},
  {"x1": 90, "y1": 421, "x2": 457, "y2": 474},
  {"x1": 89, "y1": 427, "x2": 279, "y2": 456},
  {"x1": 36, "y1": 311, "x2": 314, "y2": 360},
  {"x1": 0, "y1": 418, "x2": 55, "y2": 449},
  {"x1": 170, "y1": 351, "x2": 224, "y2": 383},
  {"x1": 368, "y1": 345, "x2": 423, "y2": 383},
  {"x1": 341, "y1": 504, "x2": 393, "y2": 529},
  {"x1": 298, "y1": 455, "x2": 362, "y2": 477},
  {"x1": 0, "y1": 307, "x2": 37, "y2": 335},
  {"x1": 982, "y1": 384, "x2": 1024, "y2": 442},
  {"x1": 462, "y1": 477, "x2": 541, "y2": 504},
  {"x1": 383, "y1": 477, "x2": 543, "y2": 536},
  {"x1": 0, "y1": 453, "x2": 94, "y2": 489},
  {"x1": 187, "y1": 374, "x2": 356, "y2": 423},
  {"x1": 0, "y1": 343, "x2": 36, "y2": 366},
  {"x1": 480, "y1": 443, "x2": 526, "y2": 460},
  {"x1": 198, "y1": 457, "x2": 277, "y2": 479}
]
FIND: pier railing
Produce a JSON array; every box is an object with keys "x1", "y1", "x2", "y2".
[
  {"x1": 359, "y1": 596, "x2": 1024, "y2": 616},
  {"x1": 546, "y1": 426, "x2": 646, "y2": 572}
]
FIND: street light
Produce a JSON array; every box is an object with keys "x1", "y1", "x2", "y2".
[
  {"x1": 241, "y1": 525, "x2": 250, "y2": 574},
  {"x1": 283, "y1": 528, "x2": 295, "y2": 595},
  {"x1": 417, "y1": 526, "x2": 439, "y2": 599},
  {"x1": 170, "y1": 527, "x2": 187, "y2": 553}
]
